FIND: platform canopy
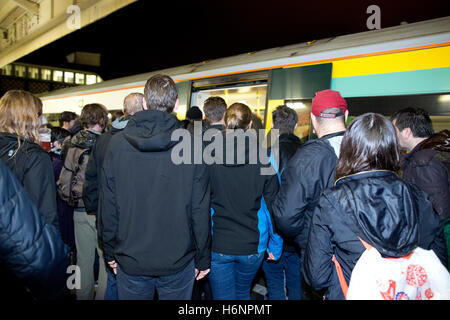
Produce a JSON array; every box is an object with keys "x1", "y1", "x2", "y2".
[{"x1": 0, "y1": 0, "x2": 137, "y2": 68}]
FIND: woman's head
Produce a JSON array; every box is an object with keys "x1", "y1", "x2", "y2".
[
  {"x1": 336, "y1": 113, "x2": 400, "y2": 180},
  {"x1": 225, "y1": 103, "x2": 253, "y2": 130},
  {"x1": 0, "y1": 90, "x2": 41, "y2": 143}
]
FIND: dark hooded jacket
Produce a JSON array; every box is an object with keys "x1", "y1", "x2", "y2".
[
  {"x1": 84, "y1": 116, "x2": 131, "y2": 214},
  {"x1": 303, "y1": 170, "x2": 447, "y2": 300},
  {"x1": 208, "y1": 130, "x2": 282, "y2": 257},
  {"x1": 0, "y1": 159, "x2": 70, "y2": 300},
  {"x1": 98, "y1": 110, "x2": 211, "y2": 276},
  {"x1": 0, "y1": 132, "x2": 59, "y2": 229},
  {"x1": 401, "y1": 129, "x2": 450, "y2": 220}
]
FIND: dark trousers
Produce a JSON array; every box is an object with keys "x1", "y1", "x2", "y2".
[
  {"x1": 116, "y1": 260, "x2": 195, "y2": 300},
  {"x1": 262, "y1": 250, "x2": 303, "y2": 300}
]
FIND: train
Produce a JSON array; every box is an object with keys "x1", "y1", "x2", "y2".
[{"x1": 39, "y1": 16, "x2": 450, "y2": 139}]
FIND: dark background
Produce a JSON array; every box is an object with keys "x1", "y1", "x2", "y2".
[{"x1": 17, "y1": 0, "x2": 450, "y2": 81}]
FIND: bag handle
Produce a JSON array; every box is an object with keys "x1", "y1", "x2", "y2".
[{"x1": 332, "y1": 237, "x2": 372, "y2": 299}]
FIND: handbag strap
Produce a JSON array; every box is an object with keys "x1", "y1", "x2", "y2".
[{"x1": 332, "y1": 237, "x2": 373, "y2": 299}]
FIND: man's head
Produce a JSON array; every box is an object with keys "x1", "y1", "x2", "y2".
[
  {"x1": 59, "y1": 111, "x2": 78, "y2": 130},
  {"x1": 80, "y1": 103, "x2": 109, "y2": 133},
  {"x1": 310, "y1": 89, "x2": 348, "y2": 137},
  {"x1": 143, "y1": 74, "x2": 178, "y2": 113},
  {"x1": 186, "y1": 106, "x2": 203, "y2": 121},
  {"x1": 272, "y1": 105, "x2": 298, "y2": 135},
  {"x1": 391, "y1": 107, "x2": 434, "y2": 151},
  {"x1": 123, "y1": 93, "x2": 145, "y2": 116},
  {"x1": 203, "y1": 97, "x2": 227, "y2": 124}
]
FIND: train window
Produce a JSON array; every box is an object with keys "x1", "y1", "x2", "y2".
[
  {"x1": 53, "y1": 70, "x2": 63, "y2": 82},
  {"x1": 1, "y1": 64, "x2": 12, "y2": 76},
  {"x1": 41, "y1": 69, "x2": 52, "y2": 80},
  {"x1": 86, "y1": 74, "x2": 97, "y2": 85},
  {"x1": 15, "y1": 65, "x2": 26, "y2": 77},
  {"x1": 75, "y1": 73, "x2": 85, "y2": 84},
  {"x1": 430, "y1": 116, "x2": 450, "y2": 133},
  {"x1": 97, "y1": 76, "x2": 103, "y2": 83},
  {"x1": 64, "y1": 72, "x2": 74, "y2": 83},
  {"x1": 28, "y1": 67, "x2": 39, "y2": 79},
  {"x1": 191, "y1": 84, "x2": 267, "y2": 123}
]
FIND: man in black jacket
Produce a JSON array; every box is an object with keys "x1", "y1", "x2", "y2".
[
  {"x1": 83, "y1": 92, "x2": 144, "y2": 300},
  {"x1": 392, "y1": 108, "x2": 450, "y2": 268},
  {"x1": 272, "y1": 90, "x2": 348, "y2": 255},
  {"x1": 263, "y1": 105, "x2": 304, "y2": 300},
  {"x1": 99, "y1": 74, "x2": 211, "y2": 300}
]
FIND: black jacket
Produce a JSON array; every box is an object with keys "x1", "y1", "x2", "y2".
[
  {"x1": 276, "y1": 133, "x2": 303, "y2": 176},
  {"x1": 84, "y1": 117, "x2": 130, "y2": 214},
  {"x1": 209, "y1": 130, "x2": 281, "y2": 256},
  {"x1": 271, "y1": 133, "x2": 303, "y2": 252},
  {"x1": 99, "y1": 110, "x2": 211, "y2": 276},
  {"x1": 0, "y1": 159, "x2": 70, "y2": 300},
  {"x1": 303, "y1": 170, "x2": 447, "y2": 300},
  {"x1": 0, "y1": 132, "x2": 59, "y2": 229},
  {"x1": 272, "y1": 131, "x2": 345, "y2": 252},
  {"x1": 401, "y1": 130, "x2": 450, "y2": 220}
]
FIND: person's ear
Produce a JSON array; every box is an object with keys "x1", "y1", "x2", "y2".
[
  {"x1": 344, "y1": 110, "x2": 349, "y2": 123},
  {"x1": 142, "y1": 97, "x2": 148, "y2": 110}
]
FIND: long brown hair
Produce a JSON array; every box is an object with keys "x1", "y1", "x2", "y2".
[
  {"x1": 0, "y1": 90, "x2": 41, "y2": 143},
  {"x1": 225, "y1": 103, "x2": 253, "y2": 130},
  {"x1": 335, "y1": 113, "x2": 400, "y2": 180}
]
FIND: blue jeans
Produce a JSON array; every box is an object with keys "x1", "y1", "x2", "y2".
[
  {"x1": 104, "y1": 269, "x2": 118, "y2": 300},
  {"x1": 116, "y1": 260, "x2": 195, "y2": 300},
  {"x1": 209, "y1": 252, "x2": 264, "y2": 300},
  {"x1": 262, "y1": 250, "x2": 302, "y2": 300}
]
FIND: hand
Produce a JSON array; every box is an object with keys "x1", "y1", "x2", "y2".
[
  {"x1": 108, "y1": 260, "x2": 117, "y2": 275},
  {"x1": 267, "y1": 252, "x2": 275, "y2": 261},
  {"x1": 195, "y1": 268, "x2": 210, "y2": 280}
]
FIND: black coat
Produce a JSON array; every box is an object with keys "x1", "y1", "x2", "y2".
[
  {"x1": 401, "y1": 130, "x2": 450, "y2": 220},
  {"x1": 0, "y1": 132, "x2": 59, "y2": 229},
  {"x1": 272, "y1": 131, "x2": 345, "y2": 252},
  {"x1": 303, "y1": 170, "x2": 447, "y2": 300},
  {"x1": 0, "y1": 159, "x2": 70, "y2": 300},
  {"x1": 99, "y1": 110, "x2": 211, "y2": 276},
  {"x1": 208, "y1": 130, "x2": 281, "y2": 256},
  {"x1": 84, "y1": 117, "x2": 130, "y2": 214}
]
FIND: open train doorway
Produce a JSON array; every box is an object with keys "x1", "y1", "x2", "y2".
[{"x1": 189, "y1": 71, "x2": 269, "y2": 127}]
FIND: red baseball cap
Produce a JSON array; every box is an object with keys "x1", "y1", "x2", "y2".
[{"x1": 311, "y1": 89, "x2": 347, "y2": 118}]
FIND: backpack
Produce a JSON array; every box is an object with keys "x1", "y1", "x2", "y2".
[
  {"x1": 333, "y1": 238, "x2": 450, "y2": 300},
  {"x1": 57, "y1": 147, "x2": 90, "y2": 208}
]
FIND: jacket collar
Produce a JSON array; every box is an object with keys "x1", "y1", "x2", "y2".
[{"x1": 335, "y1": 170, "x2": 398, "y2": 186}]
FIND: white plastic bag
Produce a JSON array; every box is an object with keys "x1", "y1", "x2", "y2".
[{"x1": 347, "y1": 247, "x2": 450, "y2": 300}]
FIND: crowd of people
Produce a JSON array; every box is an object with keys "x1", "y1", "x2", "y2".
[{"x1": 0, "y1": 73, "x2": 448, "y2": 301}]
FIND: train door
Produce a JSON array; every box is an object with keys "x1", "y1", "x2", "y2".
[
  {"x1": 265, "y1": 63, "x2": 333, "y2": 142},
  {"x1": 189, "y1": 71, "x2": 269, "y2": 126}
]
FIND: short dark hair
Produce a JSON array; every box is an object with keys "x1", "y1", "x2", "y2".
[
  {"x1": 144, "y1": 74, "x2": 178, "y2": 113},
  {"x1": 59, "y1": 111, "x2": 78, "y2": 127},
  {"x1": 272, "y1": 105, "x2": 298, "y2": 134},
  {"x1": 391, "y1": 107, "x2": 434, "y2": 138},
  {"x1": 203, "y1": 97, "x2": 227, "y2": 122},
  {"x1": 336, "y1": 113, "x2": 400, "y2": 180},
  {"x1": 50, "y1": 126, "x2": 71, "y2": 143},
  {"x1": 225, "y1": 103, "x2": 253, "y2": 130},
  {"x1": 80, "y1": 104, "x2": 108, "y2": 130}
]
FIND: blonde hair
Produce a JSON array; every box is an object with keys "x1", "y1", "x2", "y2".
[
  {"x1": 225, "y1": 103, "x2": 253, "y2": 130},
  {"x1": 0, "y1": 90, "x2": 41, "y2": 144},
  {"x1": 123, "y1": 93, "x2": 144, "y2": 116}
]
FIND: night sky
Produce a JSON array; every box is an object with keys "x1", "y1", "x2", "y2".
[{"x1": 17, "y1": 0, "x2": 450, "y2": 81}]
